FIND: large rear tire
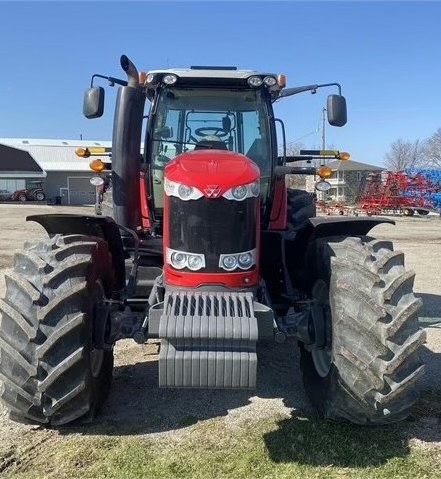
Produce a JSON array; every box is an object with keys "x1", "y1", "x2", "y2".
[
  {"x1": 300, "y1": 236, "x2": 425, "y2": 424},
  {"x1": 0, "y1": 234, "x2": 115, "y2": 426}
]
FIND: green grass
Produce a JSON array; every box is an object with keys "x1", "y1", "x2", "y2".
[{"x1": 2, "y1": 404, "x2": 441, "y2": 479}]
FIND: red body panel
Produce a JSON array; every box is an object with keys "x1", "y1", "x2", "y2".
[
  {"x1": 165, "y1": 150, "x2": 260, "y2": 197},
  {"x1": 163, "y1": 150, "x2": 260, "y2": 289},
  {"x1": 268, "y1": 177, "x2": 287, "y2": 230},
  {"x1": 139, "y1": 171, "x2": 152, "y2": 230}
]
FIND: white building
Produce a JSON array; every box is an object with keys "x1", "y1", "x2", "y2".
[{"x1": 0, "y1": 138, "x2": 111, "y2": 204}]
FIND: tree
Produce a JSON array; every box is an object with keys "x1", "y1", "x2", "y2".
[
  {"x1": 384, "y1": 138, "x2": 425, "y2": 171},
  {"x1": 424, "y1": 128, "x2": 441, "y2": 167},
  {"x1": 285, "y1": 142, "x2": 307, "y2": 189}
]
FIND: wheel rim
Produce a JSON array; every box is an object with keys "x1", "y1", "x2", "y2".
[{"x1": 311, "y1": 280, "x2": 332, "y2": 378}]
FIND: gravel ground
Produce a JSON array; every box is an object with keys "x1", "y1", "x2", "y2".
[{"x1": 0, "y1": 204, "x2": 439, "y2": 447}]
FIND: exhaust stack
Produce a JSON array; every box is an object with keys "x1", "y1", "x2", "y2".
[
  {"x1": 111, "y1": 55, "x2": 145, "y2": 231},
  {"x1": 120, "y1": 55, "x2": 139, "y2": 88}
]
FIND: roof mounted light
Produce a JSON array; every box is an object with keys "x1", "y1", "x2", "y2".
[
  {"x1": 138, "y1": 71, "x2": 147, "y2": 84},
  {"x1": 163, "y1": 74, "x2": 178, "y2": 85},
  {"x1": 263, "y1": 76, "x2": 277, "y2": 87},
  {"x1": 248, "y1": 76, "x2": 263, "y2": 87},
  {"x1": 277, "y1": 74, "x2": 287, "y2": 88}
]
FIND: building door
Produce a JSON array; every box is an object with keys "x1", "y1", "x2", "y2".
[{"x1": 67, "y1": 176, "x2": 95, "y2": 205}]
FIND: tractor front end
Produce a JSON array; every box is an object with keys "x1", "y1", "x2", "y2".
[{"x1": 156, "y1": 149, "x2": 265, "y2": 388}]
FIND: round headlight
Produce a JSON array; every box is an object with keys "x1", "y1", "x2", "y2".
[
  {"x1": 248, "y1": 76, "x2": 263, "y2": 87},
  {"x1": 249, "y1": 181, "x2": 260, "y2": 196},
  {"x1": 222, "y1": 255, "x2": 238, "y2": 271},
  {"x1": 163, "y1": 74, "x2": 177, "y2": 85},
  {"x1": 263, "y1": 76, "x2": 277, "y2": 87},
  {"x1": 178, "y1": 184, "x2": 194, "y2": 200},
  {"x1": 238, "y1": 253, "x2": 253, "y2": 269},
  {"x1": 146, "y1": 73, "x2": 155, "y2": 83},
  {"x1": 171, "y1": 252, "x2": 186, "y2": 269},
  {"x1": 187, "y1": 255, "x2": 203, "y2": 271},
  {"x1": 90, "y1": 176, "x2": 104, "y2": 186},
  {"x1": 315, "y1": 180, "x2": 332, "y2": 192},
  {"x1": 232, "y1": 185, "x2": 247, "y2": 200}
]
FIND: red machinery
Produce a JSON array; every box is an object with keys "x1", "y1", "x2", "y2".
[{"x1": 359, "y1": 171, "x2": 436, "y2": 215}]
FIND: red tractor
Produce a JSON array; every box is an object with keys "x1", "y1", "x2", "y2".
[
  {"x1": 11, "y1": 181, "x2": 46, "y2": 202},
  {"x1": 0, "y1": 56, "x2": 425, "y2": 426}
]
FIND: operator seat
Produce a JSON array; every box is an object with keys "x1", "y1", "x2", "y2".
[{"x1": 194, "y1": 135, "x2": 228, "y2": 151}]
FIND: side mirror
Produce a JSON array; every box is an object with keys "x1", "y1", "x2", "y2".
[
  {"x1": 222, "y1": 116, "x2": 231, "y2": 132},
  {"x1": 83, "y1": 87, "x2": 105, "y2": 119},
  {"x1": 327, "y1": 94, "x2": 347, "y2": 127},
  {"x1": 154, "y1": 126, "x2": 173, "y2": 139}
]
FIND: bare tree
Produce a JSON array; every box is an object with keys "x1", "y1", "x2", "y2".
[
  {"x1": 424, "y1": 128, "x2": 441, "y2": 167},
  {"x1": 384, "y1": 138, "x2": 425, "y2": 171},
  {"x1": 285, "y1": 142, "x2": 307, "y2": 189}
]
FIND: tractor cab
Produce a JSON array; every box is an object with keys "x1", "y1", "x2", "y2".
[{"x1": 143, "y1": 68, "x2": 278, "y2": 223}]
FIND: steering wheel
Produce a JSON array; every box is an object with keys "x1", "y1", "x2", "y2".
[{"x1": 195, "y1": 127, "x2": 228, "y2": 138}]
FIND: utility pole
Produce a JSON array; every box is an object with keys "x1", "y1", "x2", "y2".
[{"x1": 321, "y1": 107, "x2": 326, "y2": 150}]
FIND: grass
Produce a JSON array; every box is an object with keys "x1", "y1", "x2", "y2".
[{"x1": 2, "y1": 396, "x2": 441, "y2": 479}]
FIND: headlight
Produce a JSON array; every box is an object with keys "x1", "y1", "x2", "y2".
[
  {"x1": 167, "y1": 248, "x2": 206, "y2": 271},
  {"x1": 163, "y1": 74, "x2": 177, "y2": 85},
  {"x1": 248, "y1": 76, "x2": 263, "y2": 87},
  {"x1": 222, "y1": 255, "x2": 238, "y2": 271},
  {"x1": 164, "y1": 179, "x2": 203, "y2": 201},
  {"x1": 90, "y1": 176, "x2": 104, "y2": 186},
  {"x1": 263, "y1": 76, "x2": 277, "y2": 87},
  {"x1": 219, "y1": 249, "x2": 257, "y2": 271},
  {"x1": 232, "y1": 185, "x2": 247, "y2": 201},
  {"x1": 238, "y1": 253, "x2": 253, "y2": 269},
  {"x1": 223, "y1": 181, "x2": 260, "y2": 201},
  {"x1": 315, "y1": 180, "x2": 332, "y2": 192}
]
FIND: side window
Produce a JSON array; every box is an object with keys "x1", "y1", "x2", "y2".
[{"x1": 242, "y1": 110, "x2": 270, "y2": 174}]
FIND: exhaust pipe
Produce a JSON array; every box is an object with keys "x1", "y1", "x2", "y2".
[
  {"x1": 111, "y1": 55, "x2": 145, "y2": 231},
  {"x1": 120, "y1": 55, "x2": 139, "y2": 88}
]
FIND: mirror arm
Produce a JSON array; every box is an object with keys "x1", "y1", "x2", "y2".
[
  {"x1": 91, "y1": 74, "x2": 128, "y2": 88},
  {"x1": 274, "y1": 166, "x2": 317, "y2": 176},
  {"x1": 279, "y1": 82, "x2": 342, "y2": 98}
]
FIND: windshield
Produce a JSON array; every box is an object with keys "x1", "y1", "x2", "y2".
[
  {"x1": 150, "y1": 88, "x2": 272, "y2": 173},
  {"x1": 149, "y1": 87, "x2": 272, "y2": 211}
]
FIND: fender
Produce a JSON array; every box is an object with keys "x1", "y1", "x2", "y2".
[
  {"x1": 285, "y1": 216, "x2": 395, "y2": 291},
  {"x1": 302, "y1": 216, "x2": 395, "y2": 242},
  {"x1": 27, "y1": 214, "x2": 126, "y2": 290}
]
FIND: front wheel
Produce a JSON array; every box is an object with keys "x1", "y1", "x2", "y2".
[
  {"x1": 300, "y1": 236, "x2": 425, "y2": 424},
  {"x1": 0, "y1": 234, "x2": 115, "y2": 425},
  {"x1": 34, "y1": 192, "x2": 46, "y2": 201}
]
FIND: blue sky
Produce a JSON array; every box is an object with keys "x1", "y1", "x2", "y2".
[{"x1": 1, "y1": 1, "x2": 440, "y2": 166}]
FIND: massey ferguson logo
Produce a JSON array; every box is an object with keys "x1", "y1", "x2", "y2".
[{"x1": 204, "y1": 185, "x2": 221, "y2": 198}]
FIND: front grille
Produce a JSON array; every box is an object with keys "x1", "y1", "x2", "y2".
[{"x1": 168, "y1": 196, "x2": 257, "y2": 272}]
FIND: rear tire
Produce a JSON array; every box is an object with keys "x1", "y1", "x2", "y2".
[
  {"x1": 0, "y1": 234, "x2": 115, "y2": 425},
  {"x1": 287, "y1": 189, "x2": 316, "y2": 228},
  {"x1": 300, "y1": 236, "x2": 425, "y2": 424},
  {"x1": 34, "y1": 192, "x2": 46, "y2": 201}
]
